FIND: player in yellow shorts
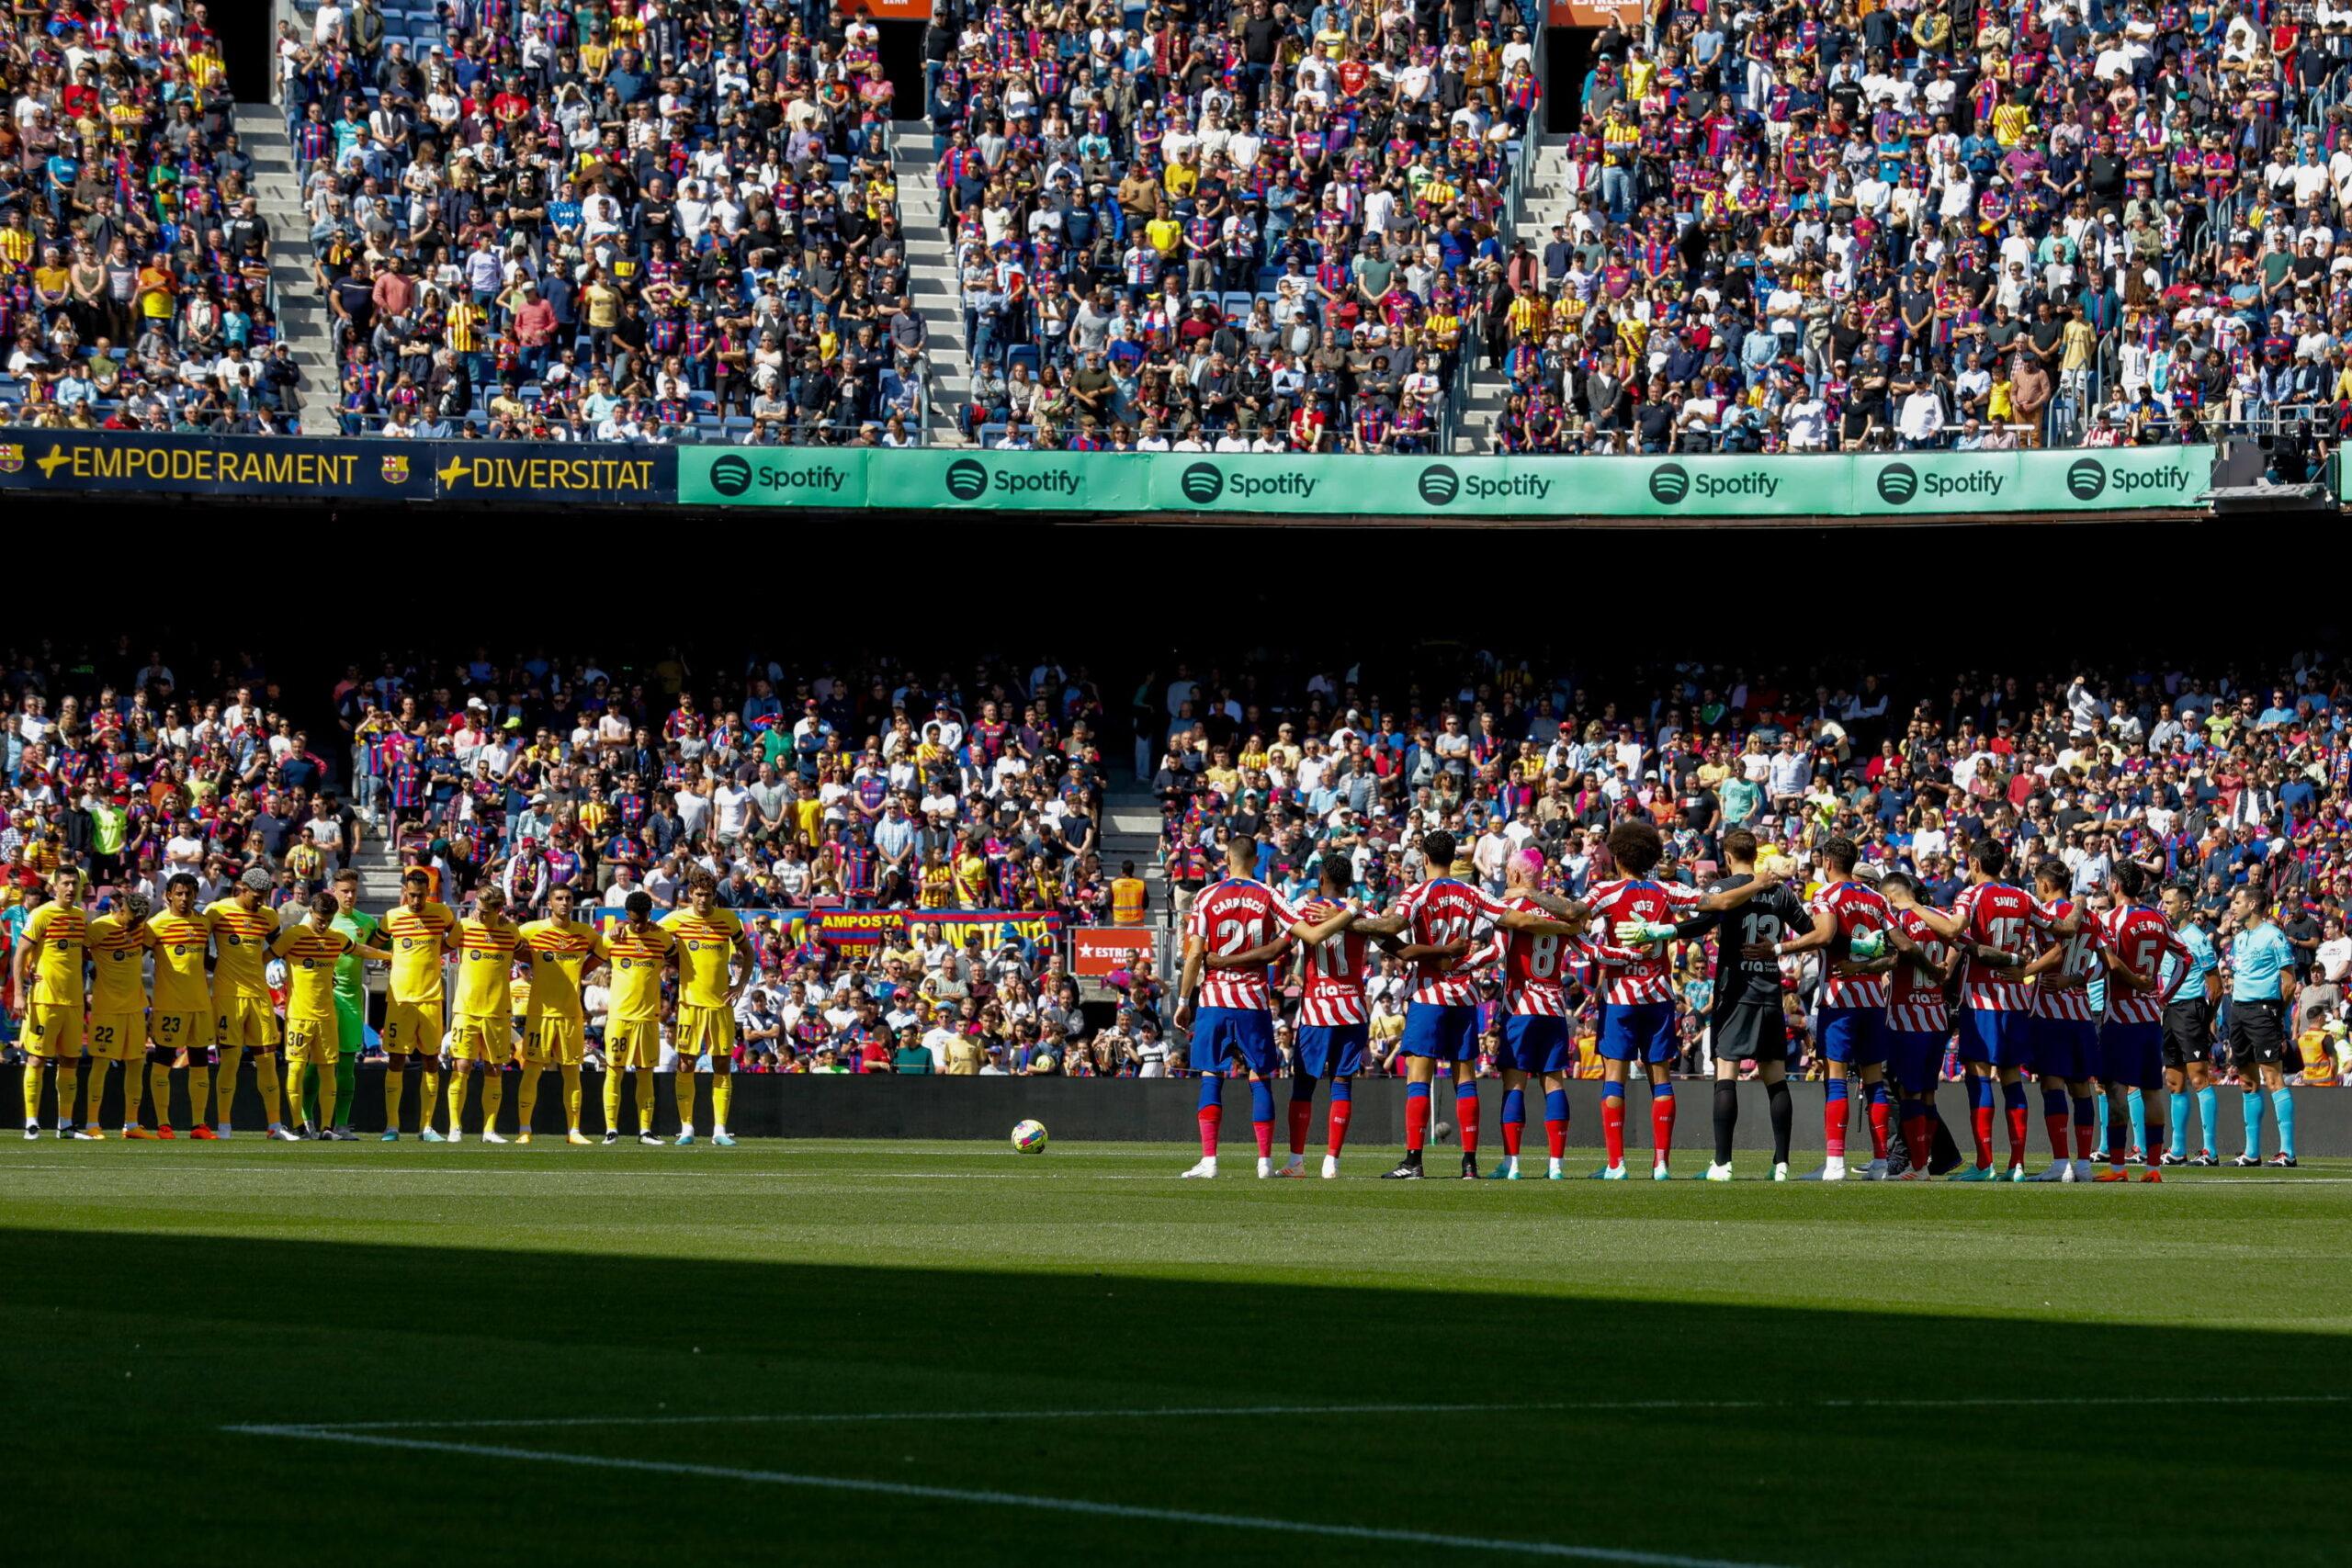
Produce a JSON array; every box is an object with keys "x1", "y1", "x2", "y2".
[
  {"x1": 206, "y1": 866, "x2": 293, "y2": 1139},
  {"x1": 82, "y1": 891, "x2": 156, "y2": 1136},
  {"x1": 601, "y1": 890, "x2": 675, "y2": 1145},
  {"x1": 272, "y1": 890, "x2": 390, "y2": 1138},
  {"x1": 143, "y1": 874, "x2": 219, "y2": 1135},
  {"x1": 442, "y1": 886, "x2": 522, "y2": 1144},
  {"x1": 516, "y1": 883, "x2": 605, "y2": 1145},
  {"x1": 378, "y1": 868, "x2": 457, "y2": 1139},
  {"x1": 661, "y1": 871, "x2": 754, "y2": 1145},
  {"x1": 15, "y1": 868, "x2": 90, "y2": 1139}
]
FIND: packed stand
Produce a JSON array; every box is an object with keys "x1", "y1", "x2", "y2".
[
  {"x1": 927, "y1": 0, "x2": 1546, "y2": 450},
  {"x1": 0, "y1": 5, "x2": 305, "y2": 434},
  {"x1": 1138, "y1": 653, "x2": 2352, "y2": 1087},
  {"x1": 1482, "y1": 4, "x2": 2349, "y2": 467},
  {"x1": 278, "y1": 0, "x2": 926, "y2": 444}
]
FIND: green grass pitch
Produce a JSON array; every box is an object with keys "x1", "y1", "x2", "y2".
[{"x1": 4, "y1": 1139, "x2": 2347, "y2": 1567}]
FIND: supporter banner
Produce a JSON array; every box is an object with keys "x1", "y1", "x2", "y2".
[
  {"x1": 812, "y1": 908, "x2": 1065, "y2": 950},
  {"x1": 430, "y1": 443, "x2": 675, "y2": 505},
  {"x1": 676, "y1": 446, "x2": 2215, "y2": 517},
  {"x1": 1070, "y1": 927, "x2": 1156, "y2": 976},
  {"x1": 0, "y1": 430, "x2": 426, "y2": 500}
]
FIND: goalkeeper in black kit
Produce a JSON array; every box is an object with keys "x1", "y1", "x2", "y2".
[{"x1": 1673, "y1": 829, "x2": 1813, "y2": 1181}]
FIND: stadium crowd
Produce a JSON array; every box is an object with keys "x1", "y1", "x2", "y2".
[
  {"x1": 0, "y1": 1, "x2": 305, "y2": 434},
  {"x1": 8, "y1": 0, "x2": 2352, "y2": 464}
]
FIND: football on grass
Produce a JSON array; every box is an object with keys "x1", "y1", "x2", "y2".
[{"x1": 1011, "y1": 1120, "x2": 1049, "y2": 1154}]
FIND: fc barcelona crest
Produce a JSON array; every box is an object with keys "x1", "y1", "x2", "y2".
[
  {"x1": 0, "y1": 444, "x2": 20, "y2": 475},
  {"x1": 382, "y1": 453, "x2": 411, "y2": 484}
]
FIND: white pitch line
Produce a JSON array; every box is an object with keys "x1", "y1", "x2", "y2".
[
  {"x1": 263, "y1": 1391, "x2": 2352, "y2": 1437},
  {"x1": 221, "y1": 1423, "x2": 1784, "y2": 1568}
]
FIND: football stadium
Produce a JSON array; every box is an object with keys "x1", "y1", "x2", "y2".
[{"x1": 6, "y1": 0, "x2": 2352, "y2": 1563}]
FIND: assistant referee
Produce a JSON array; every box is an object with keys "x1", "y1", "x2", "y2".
[{"x1": 2225, "y1": 886, "x2": 2298, "y2": 1168}]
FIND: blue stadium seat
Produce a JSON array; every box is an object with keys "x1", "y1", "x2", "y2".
[
  {"x1": 1223, "y1": 291, "x2": 1254, "y2": 320},
  {"x1": 1005, "y1": 345, "x2": 1038, "y2": 379}
]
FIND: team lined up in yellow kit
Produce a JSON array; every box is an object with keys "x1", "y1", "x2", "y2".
[{"x1": 12, "y1": 863, "x2": 755, "y2": 1146}]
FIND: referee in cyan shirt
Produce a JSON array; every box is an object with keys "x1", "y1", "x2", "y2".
[{"x1": 2225, "y1": 885, "x2": 2298, "y2": 1168}]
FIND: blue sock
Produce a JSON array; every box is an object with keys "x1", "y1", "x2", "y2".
[
  {"x1": 1197, "y1": 1074, "x2": 1223, "y2": 1111},
  {"x1": 1867, "y1": 1080, "x2": 1890, "y2": 1110},
  {"x1": 2002, "y1": 1080, "x2": 2028, "y2": 1113},
  {"x1": 2127, "y1": 1089, "x2": 2146, "y2": 1155},
  {"x1": 2071, "y1": 1094, "x2": 2098, "y2": 1142},
  {"x1": 1408, "y1": 1081, "x2": 1431, "y2": 1104},
  {"x1": 1544, "y1": 1088, "x2": 1569, "y2": 1124},
  {"x1": 2041, "y1": 1087, "x2": 2069, "y2": 1122},
  {"x1": 2271, "y1": 1088, "x2": 2294, "y2": 1159},
  {"x1": 1602, "y1": 1081, "x2": 1625, "y2": 1103},
  {"x1": 1968, "y1": 1076, "x2": 1995, "y2": 1113},
  {"x1": 1290, "y1": 1072, "x2": 1315, "y2": 1105},
  {"x1": 2241, "y1": 1088, "x2": 2266, "y2": 1158},
  {"x1": 1249, "y1": 1078, "x2": 1275, "y2": 1127},
  {"x1": 1653, "y1": 1081, "x2": 1674, "y2": 1103},
  {"x1": 2167, "y1": 1091, "x2": 2190, "y2": 1158},
  {"x1": 1456, "y1": 1079, "x2": 1478, "y2": 1106},
  {"x1": 2197, "y1": 1085, "x2": 2219, "y2": 1154},
  {"x1": 1501, "y1": 1088, "x2": 1526, "y2": 1128},
  {"x1": 1330, "y1": 1077, "x2": 1351, "y2": 1103}
]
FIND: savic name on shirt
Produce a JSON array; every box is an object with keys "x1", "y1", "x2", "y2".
[
  {"x1": 1395, "y1": 877, "x2": 1510, "y2": 1006},
  {"x1": 1188, "y1": 877, "x2": 1300, "y2": 1011},
  {"x1": 1951, "y1": 881, "x2": 2057, "y2": 1010},
  {"x1": 1581, "y1": 877, "x2": 1703, "y2": 1004},
  {"x1": 1295, "y1": 896, "x2": 1370, "y2": 1026}
]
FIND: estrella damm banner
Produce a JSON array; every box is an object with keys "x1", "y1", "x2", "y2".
[
  {"x1": 676, "y1": 446, "x2": 2215, "y2": 517},
  {"x1": 429, "y1": 442, "x2": 674, "y2": 503},
  {"x1": 0, "y1": 430, "x2": 675, "y2": 503}
]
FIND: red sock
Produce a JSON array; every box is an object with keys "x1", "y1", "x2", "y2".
[
  {"x1": 1197, "y1": 1103, "x2": 1222, "y2": 1159},
  {"x1": 2007, "y1": 1104, "x2": 2031, "y2": 1166},
  {"x1": 1904, "y1": 1114, "x2": 1932, "y2": 1173},
  {"x1": 2044, "y1": 1111, "x2": 2069, "y2": 1161},
  {"x1": 1253, "y1": 1113, "x2": 1273, "y2": 1159},
  {"x1": 1405, "y1": 1092, "x2": 1430, "y2": 1153},
  {"x1": 2074, "y1": 1118, "x2": 2097, "y2": 1162},
  {"x1": 1287, "y1": 1097, "x2": 1313, "y2": 1156},
  {"x1": 1501, "y1": 1116, "x2": 1522, "y2": 1156},
  {"x1": 1825, "y1": 1097, "x2": 1848, "y2": 1159},
  {"x1": 1545, "y1": 1118, "x2": 1566, "y2": 1159},
  {"x1": 1868, "y1": 1100, "x2": 1892, "y2": 1161},
  {"x1": 1456, "y1": 1089, "x2": 1479, "y2": 1154},
  {"x1": 1327, "y1": 1099, "x2": 1352, "y2": 1156},
  {"x1": 1972, "y1": 1106, "x2": 1996, "y2": 1168},
  {"x1": 1651, "y1": 1091, "x2": 1675, "y2": 1164},
  {"x1": 1602, "y1": 1094, "x2": 1626, "y2": 1167}
]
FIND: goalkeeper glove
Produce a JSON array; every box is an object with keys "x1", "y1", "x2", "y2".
[
  {"x1": 1848, "y1": 930, "x2": 1887, "y2": 961},
  {"x1": 1612, "y1": 919, "x2": 1679, "y2": 945}
]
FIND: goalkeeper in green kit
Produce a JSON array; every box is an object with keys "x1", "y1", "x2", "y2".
[{"x1": 304, "y1": 868, "x2": 379, "y2": 1138}]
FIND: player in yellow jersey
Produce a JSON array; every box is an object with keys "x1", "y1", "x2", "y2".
[
  {"x1": 660, "y1": 871, "x2": 753, "y2": 1145},
  {"x1": 272, "y1": 890, "x2": 391, "y2": 1138},
  {"x1": 82, "y1": 892, "x2": 157, "y2": 1136},
  {"x1": 602, "y1": 890, "x2": 675, "y2": 1145},
  {"x1": 15, "y1": 869, "x2": 90, "y2": 1138},
  {"x1": 515, "y1": 883, "x2": 605, "y2": 1145},
  {"x1": 144, "y1": 874, "x2": 219, "y2": 1135},
  {"x1": 206, "y1": 865, "x2": 294, "y2": 1139},
  {"x1": 379, "y1": 868, "x2": 457, "y2": 1139},
  {"x1": 441, "y1": 886, "x2": 523, "y2": 1143}
]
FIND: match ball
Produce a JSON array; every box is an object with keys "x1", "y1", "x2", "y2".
[{"x1": 1012, "y1": 1119, "x2": 1049, "y2": 1154}]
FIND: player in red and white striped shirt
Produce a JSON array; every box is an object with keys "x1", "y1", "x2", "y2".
[
  {"x1": 1280, "y1": 856, "x2": 1380, "y2": 1179},
  {"x1": 1487, "y1": 849, "x2": 1640, "y2": 1179},
  {"x1": 2093, "y1": 861, "x2": 2192, "y2": 1182},
  {"x1": 1879, "y1": 872, "x2": 1962, "y2": 1179},
  {"x1": 1175, "y1": 832, "x2": 1361, "y2": 1179},
  {"x1": 1770, "y1": 838, "x2": 1896, "y2": 1180},
  {"x1": 1351, "y1": 829, "x2": 1590, "y2": 1180},
  {"x1": 2021, "y1": 860, "x2": 2112, "y2": 1181},
  {"x1": 1911, "y1": 840, "x2": 2086, "y2": 1179},
  {"x1": 1580, "y1": 818, "x2": 1782, "y2": 1179}
]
